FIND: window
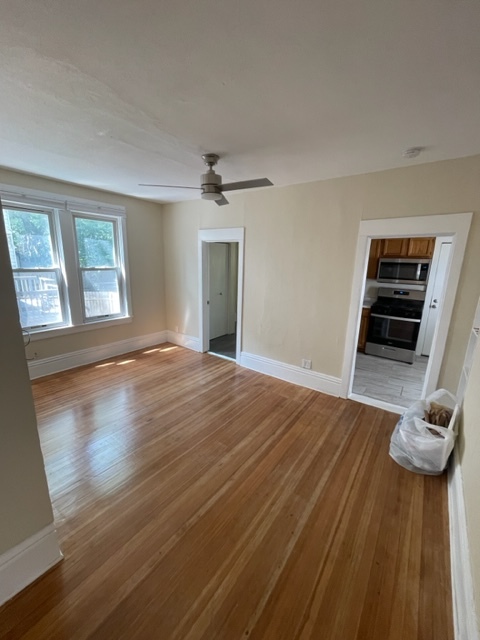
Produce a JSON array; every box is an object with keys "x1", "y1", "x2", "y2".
[
  {"x1": 74, "y1": 215, "x2": 124, "y2": 320},
  {"x1": 3, "y1": 207, "x2": 67, "y2": 330},
  {"x1": 2, "y1": 193, "x2": 129, "y2": 334}
]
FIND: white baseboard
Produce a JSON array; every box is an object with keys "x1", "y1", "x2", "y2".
[
  {"x1": 166, "y1": 330, "x2": 201, "y2": 352},
  {"x1": 240, "y1": 352, "x2": 342, "y2": 397},
  {"x1": 448, "y1": 447, "x2": 479, "y2": 640},
  {"x1": 0, "y1": 524, "x2": 63, "y2": 606},
  {"x1": 28, "y1": 331, "x2": 168, "y2": 379}
]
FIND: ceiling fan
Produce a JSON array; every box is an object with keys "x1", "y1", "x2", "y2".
[{"x1": 139, "y1": 154, "x2": 273, "y2": 206}]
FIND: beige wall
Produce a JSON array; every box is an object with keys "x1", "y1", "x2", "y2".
[
  {"x1": 460, "y1": 333, "x2": 480, "y2": 627},
  {"x1": 0, "y1": 168, "x2": 166, "y2": 360},
  {"x1": 163, "y1": 154, "x2": 480, "y2": 393},
  {"x1": 0, "y1": 211, "x2": 54, "y2": 555}
]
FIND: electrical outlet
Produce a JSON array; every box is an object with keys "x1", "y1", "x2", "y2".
[{"x1": 301, "y1": 359, "x2": 312, "y2": 370}]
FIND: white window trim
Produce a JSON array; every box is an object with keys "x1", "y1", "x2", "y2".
[
  {"x1": 3, "y1": 204, "x2": 70, "y2": 331},
  {"x1": 1, "y1": 185, "x2": 132, "y2": 337},
  {"x1": 72, "y1": 210, "x2": 127, "y2": 323}
]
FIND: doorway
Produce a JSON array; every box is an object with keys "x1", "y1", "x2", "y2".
[
  {"x1": 341, "y1": 213, "x2": 472, "y2": 413},
  {"x1": 208, "y1": 242, "x2": 238, "y2": 359},
  {"x1": 198, "y1": 228, "x2": 245, "y2": 363},
  {"x1": 352, "y1": 235, "x2": 453, "y2": 408}
]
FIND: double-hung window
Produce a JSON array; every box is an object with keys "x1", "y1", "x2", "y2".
[
  {"x1": 74, "y1": 214, "x2": 125, "y2": 321},
  {"x1": 3, "y1": 206, "x2": 67, "y2": 330},
  {"x1": 2, "y1": 192, "x2": 130, "y2": 335}
]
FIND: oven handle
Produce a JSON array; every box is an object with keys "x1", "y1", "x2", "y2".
[{"x1": 370, "y1": 313, "x2": 421, "y2": 323}]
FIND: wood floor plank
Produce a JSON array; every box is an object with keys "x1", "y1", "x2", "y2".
[{"x1": 0, "y1": 345, "x2": 453, "y2": 640}]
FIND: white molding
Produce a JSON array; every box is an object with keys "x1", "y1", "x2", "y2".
[
  {"x1": 240, "y1": 352, "x2": 342, "y2": 396},
  {"x1": 341, "y1": 212, "x2": 473, "y2": 401},
  {"x1": 0, "y1": 524, "x2": 63, "y2": 607},
  {"x1": 448, "y1": 448, "x2": 479, "y2": 640},
  {"x1": 166, "y1": 331, "x2": 201, "y2": 352},
  {"x1": 199, "y1": 227, "x2": 245, "y2": 243},
  {"x1": 28, "y1": 330, "x2": 168, "y2": 379}
]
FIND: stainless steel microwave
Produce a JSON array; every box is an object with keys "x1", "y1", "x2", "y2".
[{"x1": 377, "y1": 258, "x2": 430, "y2": 285}]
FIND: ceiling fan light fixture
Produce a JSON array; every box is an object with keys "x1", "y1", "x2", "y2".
[{"x1": 201, "y1": 190, "x2": 222, "y2": 201}]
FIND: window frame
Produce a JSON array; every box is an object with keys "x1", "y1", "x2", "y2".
[
  {"x1": 1, "y1": 189, "x2": 131, "y2": 338},
  {"x1": 72, "y1": 211, "x2": 127, "y2": 323},
  {"x1": 3, "y1": 204, "x2": 70, "y2": 331}
]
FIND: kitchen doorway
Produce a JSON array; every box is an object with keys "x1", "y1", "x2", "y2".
[
  {"x1": 352, "y1": 236, "x2": 453, "y2": 408},
  {"x1": 341, "y1": 214, "x2": 472, "y2": 413},
  {"x1": 198, "y1": 228, "x2": 245, "y2": 363}
]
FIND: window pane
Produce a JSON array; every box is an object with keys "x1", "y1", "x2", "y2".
[
  {"x1": 3, "y1": 210, "x2": 55, "y2": 268},
  {"x1": 82, "y1": 270, "x2": 120, "y2": 318},
  {"x1": 13, "y1": 272, "x2": 63, "y2": 328},
  {"x1": 75, "y1": 217, "x2": 115, "y2": 267}
]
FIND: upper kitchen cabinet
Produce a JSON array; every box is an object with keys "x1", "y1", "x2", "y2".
[
  {"x1": 406, "y1": 237, "x2": 435, "y2": 258},
  {"x1": 381, "y1": 236, "x2": 436, "y2": 258},
  {"x1": 381, "y1": 238, "x2": 409, "y2": 257}
]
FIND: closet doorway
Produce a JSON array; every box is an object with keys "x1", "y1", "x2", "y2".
[
  {"x1": 208, "y1": 242, "x2": 238, "y2": 360},
  {"x1": 198, "y1": 228, "x2": 245, "y2": 363}
]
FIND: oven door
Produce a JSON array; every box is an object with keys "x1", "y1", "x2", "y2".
[{"x1": 367, "y1": 314, "x2": 421, "y2": 350}]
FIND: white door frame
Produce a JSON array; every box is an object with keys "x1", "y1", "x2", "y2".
[
  {"x1": 198, "y1": 228, "x2": 245, "y2": 362},
  {"x1": 341, "y1": 213, "x2": 472, "y2": 407}
]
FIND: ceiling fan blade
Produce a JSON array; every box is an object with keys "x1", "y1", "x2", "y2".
[
  {"x1": 221, "y1": 178, "x2": 273, "y2": 192},
  {"x1": 215, "y1": 194, "x2": 229, "y2": 206},
  {"x1": 138, "y1": 184, "x2": 201, "y2": 189}
]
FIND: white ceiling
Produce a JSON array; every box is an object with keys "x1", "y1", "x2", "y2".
[{"x1": 1, "y1": 0, "x2": 480, "y2": 203}]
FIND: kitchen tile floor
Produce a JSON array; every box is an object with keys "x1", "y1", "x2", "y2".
[{"x1": 353, "y1": 352, "x2": 428, "y2": 408}]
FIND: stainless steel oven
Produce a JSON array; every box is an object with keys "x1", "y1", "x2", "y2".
[{"x1": 365, "y1": 288, "x2": 425, "y2": 364}]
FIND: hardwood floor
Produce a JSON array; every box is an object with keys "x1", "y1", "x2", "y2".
[{"x1": 0, "y1": 345, "x2": 453, "y2": 640}]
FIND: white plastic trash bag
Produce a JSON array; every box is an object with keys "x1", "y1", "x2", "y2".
[{"x1": 389, "y1": 389, "x2": 458, "y2": 475}]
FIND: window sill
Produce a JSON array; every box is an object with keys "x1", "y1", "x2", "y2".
[{"x1": 27, "y1": 316, "x2": 133, "y2": 341}]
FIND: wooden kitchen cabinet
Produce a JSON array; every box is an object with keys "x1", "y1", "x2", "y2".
[
  {"x1": 366, "y1": 239, "x2": 382, "y2": 279},
  {"x1": 357, "y1": 307, "x2": 371, "y2": 352},
  {"x1": 381, "y1": 237, "x2": 409, "y2": 257},
  {"x1": 406, "y1": 237, "x2": 435, "y2": 258}
]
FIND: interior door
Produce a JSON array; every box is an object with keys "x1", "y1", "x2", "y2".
[
  {"x1": 420, "y1": 241, "x2": 452, "y2": 356},
  {"x1": 208, "y1": 243, "x2": 229, "y2": 340}
]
